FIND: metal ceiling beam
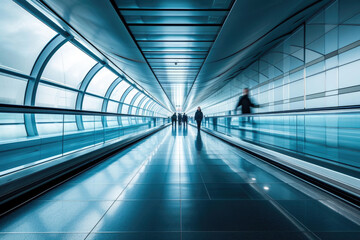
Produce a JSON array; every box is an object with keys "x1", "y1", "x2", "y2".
[
  {"x1": 117, "y1": 86, "x2": 134, "y2": 125},
  {"x1": 75, "y1": 62, "x2": 104, "y2": 130},
  {"x1": 24, "y1": 33, "x2": 72, "y2": 136},
  {"x1": 128, "y1": 92, "x2": 142, "y2": 114},
  {"x1": 109, "y1": 0, "x2": 176, "y2": 112}
]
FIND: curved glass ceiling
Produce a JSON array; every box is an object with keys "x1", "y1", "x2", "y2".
[
  {"x1": 0, "y1": 0, "x2": 168, "y2": 140},
  {"x1": 42, "y1": 42, "x2": 97, "y2": 89},
  {"x1": 114, "y1": 0, "x2": 235, "y2": 111}
]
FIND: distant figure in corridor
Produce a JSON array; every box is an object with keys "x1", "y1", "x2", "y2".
[
  {"x1": 235, "y1": 88, "x2": 258, "y2": 114},
  {"x1": 178, "y1": 113, "x2": 182, "y2": 125},
  {"x1": 171, "y1": 113, "x2": 177, "y2": 126},
  {"x1": 182, "y1": 113, "x2": 188, "y2": 126},
  {"x1": 194, "y1": 107, "x2": 203, "y2": 131}
]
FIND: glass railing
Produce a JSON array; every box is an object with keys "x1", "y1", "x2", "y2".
[
  {"x1": 0, "y1": 104, "x2": 169, "y2": 175},
  {"x1": 192, "y1": 108, "x2": 360, "y2": 176}
]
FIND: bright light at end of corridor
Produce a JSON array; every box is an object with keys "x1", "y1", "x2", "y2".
[{"x1": 174, "y1": 84, "x2": 183, "y2": 111}]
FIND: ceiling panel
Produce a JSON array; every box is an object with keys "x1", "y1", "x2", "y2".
[
  {"x1": 115, "y1": 0, "x2": 234, "y2": 9},
  {"x1": 133, "y1": 34, "x2": 217, "y2": 41},
  {"x1": 143, "y1": 53, "x2": 208, "y2": 59},
  {"x1": 138, "y1": 41, "x2": 213, "y2": 48},
  {"x1": 115, "y1": 0, "x2": 234, "y2": 110},
  {"x1": 121, "y1": 10, "x2": 227, "y2": 24},
  {"x1": 182, "y1": 0, "x2": 333, "y2": 112},
  {"x1": 39, "y1": 0, "x2": 175, "y2": 112},
  {"x1": 39, "y1": 0, "x2": 330, "y2": 114}
]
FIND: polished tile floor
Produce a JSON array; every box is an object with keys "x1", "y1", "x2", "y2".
[{"x1": 0, "y1": 125, "x2": 359, "y2": 240}]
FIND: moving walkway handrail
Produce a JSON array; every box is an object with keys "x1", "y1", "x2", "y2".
[
  {"x1": 205, "y1": 104, "x2": 360, "y2": 118},
  {"x1": 0, "y1": 103, "x2": 167, "y2": 118}
]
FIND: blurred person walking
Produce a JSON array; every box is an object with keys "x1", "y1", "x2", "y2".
[
  {"x1": 235, "y1": 88, "x2": 258, "y2": 114},
  {"x1": 171, "y1": 113, "x2": 177, "y2": 126},
  {"x1": 235, "y1": 88, "x2": 259, "y2": 138}
]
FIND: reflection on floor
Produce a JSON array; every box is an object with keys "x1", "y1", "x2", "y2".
[{"x1": 0, "y1": 125, "x2": 359, "y2": 240}]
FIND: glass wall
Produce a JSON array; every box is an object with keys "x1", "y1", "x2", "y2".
[
  {"x1": 0, "y1": 0, "x2": 56, "y2": 74},
  {"x1": 0, "y1": 0, "x2": 169, "y2": 143},
  {"x1": 42, "y1": 42, "x2": 97, "y2": 89},
  {"x1": 202, "y1": 0, "x2": 360, "y2": 115},
  {"x1": 0, "y1": 110, "x2": 163, "y2": 175},
  {"x1": 194, "y1": 110, "x2": 360, "y2": 179}
]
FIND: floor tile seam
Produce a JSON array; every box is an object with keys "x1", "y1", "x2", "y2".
[
  {"x1": 83, "y1": 134, "x2": 171, "y2": 240},
  {"x1": 217, "y1": 154, "x2": 321, "y2": 239},
  {"x1": 0, "y1": 152, "x2": 133, "y2": 217},
  {"x1": 180, "y1": 127, "x2": 202, "y2": 238},
  {"x1": 192, "y1": 131, "x2": 212, "y2": 201},
  {"x1": 223, "y1": 138, "x2": 340, "y2": 200},
  {"x1": 193, "y1": 129, "x2": 322, "y2": 239},
  {"x1": 179, "y1": 134, "x2": 183, "y2": 240},
  {"x1": 197, "y1": 171, "x2": 212, "y2": 200}
]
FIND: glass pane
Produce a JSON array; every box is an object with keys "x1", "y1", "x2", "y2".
[
  {"x1": 326, "y1": 68, "x2": 338, "y2": 91},
  {"x1": 107, "y1": 101, "x2": 119, "y2": 113},
  {"x1": 133, "y1": 94, "x2": 145, "y2": 106},
  {"x1": 63, "y1": 115, "x2": 77, "y2": 133},
  {"x1": 124, "y1": 89, "x2": 138, "y2": 104},
  {"x1": 110, "y1": 80, "x2": 130, "y2": 100},
  {"x1": 63, "y1": 114, "x2": 94, "y2": 152},
  {"x1": 0, "y1": 113, "x2": 26, "y2": 141},
  {"x1": 339, "y1": 46, "x2": 360, "y2": 65},
  {"x1": 86, "y1": 68, "x2": 118, "y2": 97},
  {"x1": 132, "y1": 107, "x2": 138, "y2": 115},
  {"x1": 339, "y1": 60, "x2": 360, "y2": 88},
  {"x1": 121, "y1": 105, "x2": 129, "y2": 114},
  {"x1": 306, "y1": 72, "x2": 325, "y2": 95},
  {"x1": 0, "y1": 124, "x2": 26, "y2": 141},
  {"x1": 289, "y1": 79, "x2": 304, "y2": 98},
  {"x1": 122, "y1": 116, "x2": 130, "y2": 126},
  {"x1": 42, "y1": 42, "x2": 96, "y2": 89},
  {"x1": 152, "y1": 106, "x2": 159, "y2": 113},
  {"x1": 83, "y1": 115, "x2": 95, "y2": 130},
  {"x1": 140, "y1": 97, "x2": 150, "y2": 109},
  {"x1": 36, "y1": 114, "x2": 63, "y2": 136},
  {"x1": 146, "y1": 101, "x2": 154, "y2": 110},
  {"x1": 82, "y1": 94, "x2": 103, "y2": 111},
  {"x1": 339, "y1": 25, "x2": 360, "y2": 49},
  {"x1": 107, "y1": 116, "x2": 118, "y2": 127},
  {"x1": 0, "y1": 74, "x2": 27, "y2": 104},
  {"x1": 0, "y1": 0, "x2": 56, "y2": 74},
  {"x1": 35, "y1": 83, "x2": 77, "y2": 109}
]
